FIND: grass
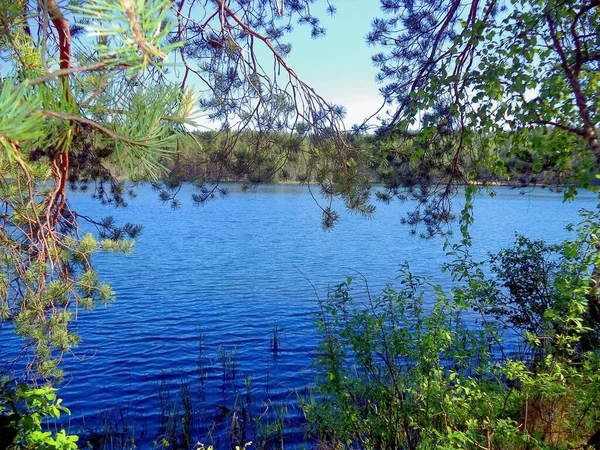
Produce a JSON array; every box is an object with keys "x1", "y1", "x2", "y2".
[{"x1": 74, "y1": 335, "x2": 304, "y2": 450}]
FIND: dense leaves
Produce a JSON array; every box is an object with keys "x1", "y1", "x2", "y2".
[{"x1": 368, "y1": 0, "x2": 599, "y2": 232}]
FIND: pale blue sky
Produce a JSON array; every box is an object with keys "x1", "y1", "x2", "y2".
[
  {"x1": 185, "y1": 1, "x2": 387, "y2": 131},
  {"x1": 283, "y1": 0, "x2": 386, "y2": 129}
]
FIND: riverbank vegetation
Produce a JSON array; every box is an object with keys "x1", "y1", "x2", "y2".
[
  {"x1": 159, "y1": 127, "x2": 595, "y2": 188},
  {"x1": 1, "y1": 0, "x2": 600, "y2": 448},
  {"x1": 305, "y1": 218, "x2": 600, "y2": 449}
]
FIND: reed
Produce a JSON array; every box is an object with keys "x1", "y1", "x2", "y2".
[{"x1": 269, "y1": 323, "x2": 283, "y2": 354}]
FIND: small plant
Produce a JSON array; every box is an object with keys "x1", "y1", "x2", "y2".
[
  {"x1": 197, "y1": 329, "x2": 207, "y2": 401},
  {"x1": 470, "y1": 233, "x2": 600, "y2": 349},
  {"x1": 153, "y1": 377, "x2": 201, "y2": 449},
  {"x1": 1, "y1": 382, "x2": 78, "y2": 450},
  {"x1": 80, "y1": 409, "x2": 138, "y2": 450},
  {"x1": 195, "y1": 441, "x2": 252, "y2": 450},
  {"x1": 254, "y1": 402, "x2": 286, "y2": 450},
  {"x1": 180, "y1": 380, "x2": 196, "y2": 450},
  {"x1": 219, "y1": 346, "x2": 238, "y2": 383}
]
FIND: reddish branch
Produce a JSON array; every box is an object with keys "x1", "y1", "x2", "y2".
[
  {"x1": 46, "y1": 0, "x2": 71, "y2": 80},
  {"x1": 212, "y1": 0, "x2": 310, "y2": 94},
  {"x1": 45, "y1": 0, "x2": 72, "y2": 229},
  {"x1": 29, "y1": 61, "x2": 116, "y2": 86},
  {"x1": 546, "y1": 14, "x2": 599, "y2": 162},
  {"x1": 210, "y1": 0, "x2": 349, "y2": 165}
]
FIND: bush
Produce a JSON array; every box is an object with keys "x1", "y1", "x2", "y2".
[
  {"x1": 304, "y1": 219, "x2": 600, "y2": 449},
  {"x1": 0, "y1": 380, "x2": 77, "y2": 450}
]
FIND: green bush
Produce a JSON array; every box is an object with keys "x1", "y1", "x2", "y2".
[
  {"x1": 0, "y1": 380, "x2": 78, "y2": 450},
  {"x1": 304, "y1": 215, "x2": 600, "y2": 449}
]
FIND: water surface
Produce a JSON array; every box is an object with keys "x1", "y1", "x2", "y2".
[{"x1": 2, "y1": 184, "x2": 597, "y2": 447}]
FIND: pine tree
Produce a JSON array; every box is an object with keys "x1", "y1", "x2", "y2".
[
  {"x1": 0, "y1": 0, "x2": 200, "y2": 378},
  {"x1": 0, "y1": 0, "x2": 373, "y2": 380}
]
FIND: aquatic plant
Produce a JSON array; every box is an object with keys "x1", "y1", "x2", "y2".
[{"x1": 269, "y1": 323, "x2": 283, "y2": 355}]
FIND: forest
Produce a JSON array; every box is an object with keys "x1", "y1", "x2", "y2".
[{"x1": 0, "y1": 0, "x2": 600, "y2": 449}]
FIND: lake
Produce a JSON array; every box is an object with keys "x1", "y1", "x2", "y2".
[{"x1": 2, "y1": 184, "x2": 598, "y2": 448}]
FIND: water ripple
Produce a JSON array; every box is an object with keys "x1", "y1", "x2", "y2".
[{"x1": 1, "y1": 184, "x2": 596, "y2": 448}]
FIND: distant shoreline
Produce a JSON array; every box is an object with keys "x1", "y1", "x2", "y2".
[{"x1": 106, "y1": 176, "x2": 585, "y2": 190}]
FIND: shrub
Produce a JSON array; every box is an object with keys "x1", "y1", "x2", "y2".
[
  {"x1": 304, "y1": 218, "x2": 600, "y2": 449},
  {"x1": 0, "y1": 380, "x2": 78, "y2": 450}
]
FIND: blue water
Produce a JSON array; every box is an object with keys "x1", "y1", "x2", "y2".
[{"x1": 2, "y1": 184, "x2": 597, "y2": 448}]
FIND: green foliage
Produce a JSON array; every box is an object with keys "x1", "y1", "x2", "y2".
[
  {"x1": 0, "y1": 80, "x2": 44, "y2": 154},
  {"x1": 73, "y1": 0, "x2": 181, "y2": 70},
  {"x1": 305, "y1": 214, "x2": 600, "y2": 449},
  {"x1": 1, "y1": 217, "x2": 128, "y2": 377},
  {"x1": 470, "y1": 234, "x2": 598, "y2": 343},
  {"x1": 0, "y1": 381, "x2": 78, "y2": 450}
]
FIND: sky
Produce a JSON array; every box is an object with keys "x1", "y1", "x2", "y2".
[
  {"x1": 282, "y1": 0, "x2": 387, "y2": 129},
  {"x1": 184, "y1": 0, "x2": 389, "y2": 131}
]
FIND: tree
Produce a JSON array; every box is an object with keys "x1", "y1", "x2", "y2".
[
  {"x1": 0, "y1": 0, "x2": 370, "y2": 380},
  {"x1": 366, "y1": 0, "x2": 599, "y2": 228},
  {"x1": 0, "y1": 0, "x2": 197, "y2": 378}
]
